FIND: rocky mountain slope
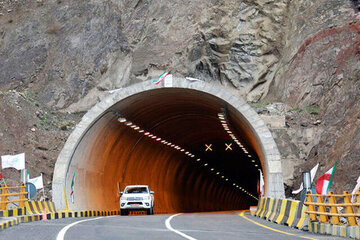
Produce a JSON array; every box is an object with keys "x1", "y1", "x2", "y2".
[{"x1": 0, "y1": 0, "x2": 359, "y2": 199}]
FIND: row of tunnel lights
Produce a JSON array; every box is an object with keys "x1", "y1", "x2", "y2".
[
  {"x1": 113, "y1": 112, "x2": 258, "y2": 201},
  {"x1": 217, "y1": 113, "x2": 261, "y2": 171}
]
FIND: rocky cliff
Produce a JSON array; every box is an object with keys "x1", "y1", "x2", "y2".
[{"x1": 0, "y1": 0, "x2": 359, "y2": 199}]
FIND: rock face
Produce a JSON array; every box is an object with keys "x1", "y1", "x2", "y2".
[{"x1": 0, "y1": 0, "x2": 359, "y2": 198}]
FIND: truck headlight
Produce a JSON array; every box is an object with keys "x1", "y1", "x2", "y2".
[{"x1": 143, "y1": 196, "x2": 150, "y2": 200}]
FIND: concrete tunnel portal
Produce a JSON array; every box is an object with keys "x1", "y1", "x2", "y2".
[{"x1": 52, "y1": 78, "x2": 285, "y2": 213}]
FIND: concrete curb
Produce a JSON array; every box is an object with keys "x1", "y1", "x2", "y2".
[
  {"x1": 0, "y1": 207, "x2": 26, "y2": 217},
  {"x1": 308, "y1": 222, "x2": 360, "y2": 239},
  {"x1": 0, "y1": 210, "x2": 119, "y2": 231}
]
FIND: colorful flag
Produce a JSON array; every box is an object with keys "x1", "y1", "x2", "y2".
[
  {"x1": 259, "y1": 170, "x2": 264, "y2": 196},
  {"x1": 316, "y1": 162, "x2": 337, "y2": 195},
  {"x1": 153, "y1": 72, "x2": 170, "y2": 85},
  {"x1": 1, "y1": 153, "x2": 25, "y2": 170},
  {"x1": 292, "y1": 163, "x2": 319, "y2": 194},
  {"x1": 70, "y1": 172, "x2": 75, "y2": 203},
  {"x1": 351, "y1": 176, "x2": 360, "y2": 202},
  {"x1": 28, "y1": 175, "x2": 44, "y2": 189}
]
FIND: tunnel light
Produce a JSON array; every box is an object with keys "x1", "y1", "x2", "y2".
[
  {"x1": 233, "y1": 183, "x2": 236, "y2": 186},
  {"x1": 190, "y1": 155, "x2": 195, "y2": 158},
  {"x1": 248, "y1": 155, "x2": 252, "y2": 157},
  {"x1": 125, "y1": 122, "x2": 132, "y2": 126},
  {"x1": 225, "y1": 179, "x2": 228, "y2": 181},
  {"x1": 185, "y1": 151, "x2": 189, "y2": 154},
  {"x1": 145, "y1": 132, "x2": 150, "y2": 135},
  {"x1": 152, "y1": 136, "x2": 157, "y2": 139},
  {"x1": 216, "y1": 172, "x2": 220, "y2": 175},
  {"x1": 204, "y1": 163, "x2": 208, "y2": 166},
  {"x1": 161, "y1": 140, "x2": 166, "y2": 143},
  {"x1": 196, "y1": 158, "x2": 201, "y2": 161},
  {"x1": 131, "y1": 125, "x2": 137, "y2": 128},
  {"x1": 180, "y1": 149, "x2": 185, "y2": 152},
  {"x1": 118, "y1": 117, "x2": 126, "y2": 123},
  {"x1": 138, "y1": 129, "x2": 144, "y2": 133},
  {"x1": 221, "y1": 120, "x2": 226, "y2": 124},
  {"x1": 251, "y1": 160, "x2": 255, "y2": 163},
  {"x1": 218, "y1": 113, "x2": 225, "y2": 118},
  {"x1": 134, "y1": 127, "x2": 140, "y2": 130},
  {"x1": 221, "y1": 176, "x2": 224, "y2": 178},
  {"x1": 255, "y1": 164, "x2": 258, "y2": 167},
  {"x1": 156, "y1": 138, "x2": 162, "y2": 141}
]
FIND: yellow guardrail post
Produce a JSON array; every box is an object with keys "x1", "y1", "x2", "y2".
[
  {"x1": 307, "y1": 191, "x2": 317, "y2": 221},
  {"x1": 328, "y1": 191, "x2": 340, "y2": 225},
  {"x1": 19, "y1": 184, "x2": 26, "y2": 208},
  {"x1": 317, "y1": 195, "x2": 328, "y2": 223},
  {"x1": 357, "y1": 190, "x2": 360, "y2": 215},
  {"x1": 0, "y1": 185, "x2": 8, "y2": 210},
  {"x1": 343, "y1": 191, "x2": 357, "y2": 226}
]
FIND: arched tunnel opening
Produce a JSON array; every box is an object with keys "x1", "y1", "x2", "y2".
[{"x1": 53, "y1": 80, "x2": 284, "y2": 214}]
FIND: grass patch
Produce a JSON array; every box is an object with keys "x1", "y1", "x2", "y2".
[
  {"x1": 288, "y1": 106, "x2": 320, "y2": 115},
  {"x1": 249, "y1": 102, "x2": 269, "y2": 108}
]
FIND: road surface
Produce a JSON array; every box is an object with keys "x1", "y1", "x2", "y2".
[{"x1": 0, "y1": 211, "x2": 342, "y2": 240}]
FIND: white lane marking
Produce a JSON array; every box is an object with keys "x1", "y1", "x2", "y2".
[
  {"x1": 56, "y1": 217, "x2": 104, "y2": 240},
  {"x1": 165, "y1": 213, "x2": 197, "y2": 240}
]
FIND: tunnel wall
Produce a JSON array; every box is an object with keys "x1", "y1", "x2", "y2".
[{"x1": 52, "y1": 78, "x2": 285, "y2": 211}]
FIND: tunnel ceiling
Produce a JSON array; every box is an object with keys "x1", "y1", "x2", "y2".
[{"x1": 53, "y1": 79, "x2": 284, "y2": 213}]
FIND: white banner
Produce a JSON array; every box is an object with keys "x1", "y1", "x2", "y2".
[
  {"x1": 260, "y1": 170, "x2": 264, "y2": 196},
  {"x1": 28, "y1": 175, "x2": 44, "y2": 189},
  {"x1": 1, "y1": 153, "x2": 25, "y2": 170},
  {"x1": 351, "y1": 176, "x2": 360, "y2": 202}
]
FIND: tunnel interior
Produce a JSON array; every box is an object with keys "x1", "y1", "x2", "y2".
[{"x1": 67, "y1": 88, "x2": 264, "y2": 213}]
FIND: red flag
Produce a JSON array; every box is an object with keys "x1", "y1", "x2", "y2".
[
  {"x1": 316, "y1": 162, "x2": 337, "y2": 194},
  {"x1": 0, "y1": 173, "x2": 3, "y2": 179}
]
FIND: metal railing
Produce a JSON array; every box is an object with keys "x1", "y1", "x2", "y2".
[
  {"x1": 305, "y1": 190, "x2": 360, "y2": 226},
  {"x1": 0, "y1": 184, "x2": 28, "y2": 210}
]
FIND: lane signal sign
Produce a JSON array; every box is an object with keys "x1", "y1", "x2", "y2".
[
  {"x1": 205, "y1": 144, "x2": 213, "y2": 152},
  {"x1": 225, "y1": 143, "x2": 232, "y2": 151}
]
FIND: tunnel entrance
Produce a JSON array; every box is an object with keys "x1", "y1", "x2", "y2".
[{"x1": 53, "y1": 78, "x2": 284, "y2": 212}]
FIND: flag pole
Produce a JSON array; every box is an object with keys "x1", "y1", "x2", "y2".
[
  {"x1": 326, "y1": 161, "x2": 337, "y2": 194},
  {"x1": 41, "y1": 173, "x2": 45, "y2": 200}
]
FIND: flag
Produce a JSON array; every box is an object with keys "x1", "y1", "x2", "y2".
[
  {"x1": 28, "y1": 175, "x2": 44, "y2": 189},
  {"x1": 259, "y1": 170, "x2": 264, "y2": 196},
  {"x1": 1, "y1": 153, "x2": 25, "y2": 170},
  {"x1": 351, "y1": 176, "x2": 360, "y2": 202},
  {"x1": 292, "y1": 163, "x2": 319, "y2": 194},
  {"x1": 316, "y1": 162, "x2": 337, "y2": 194},
  {"x1": 70, "y1": 172, "x2": 75, "y2": 203},
  {"x1": 153, "y1": 72, "x2": 170, "y2": 85}
]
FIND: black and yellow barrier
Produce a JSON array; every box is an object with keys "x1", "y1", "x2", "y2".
[
  {"x1": 0, "y1": 207, "x2": 119, "y2": 231},
  {"x1": 24, "y1": 201, "x2": 56, "y2": 215},
  {"x1": 0, "y1": 207, "x2": 26, "y2": 217},
  {"x1": 254, "y1": 197, "x2": 308, "y2": 230}
]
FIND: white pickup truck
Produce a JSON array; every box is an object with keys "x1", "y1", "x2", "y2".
[{"x1": 120, "y1": 185, "x2": 154, "y2": 215}]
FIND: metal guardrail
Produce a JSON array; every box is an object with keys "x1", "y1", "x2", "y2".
[
  {"x1": 0, "y1": 184, "x2": 28, "y2": 210},
  {"x1": 305, "y1": 190, "x2": 360, "y2": 226}
]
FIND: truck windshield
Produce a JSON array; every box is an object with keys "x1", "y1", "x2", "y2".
[{"x1": 125, "y1": 187, "x2": 148, "y2": 194}]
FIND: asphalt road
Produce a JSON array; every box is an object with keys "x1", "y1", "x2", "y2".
[{"x1": 0, "y1": 212, "x2": 344, "y2": 240}]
